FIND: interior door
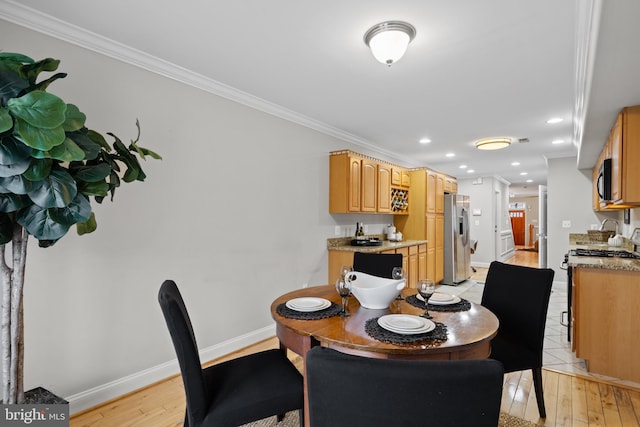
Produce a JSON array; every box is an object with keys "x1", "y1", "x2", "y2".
[
  {"x1": 509, "y1": 210, "x2": 526, "y2": 245},
  {"x1": 538, "y1": 185, "x2": 548, "y2": 268}
]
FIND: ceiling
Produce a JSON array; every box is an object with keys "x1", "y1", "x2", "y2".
[{"x1": 2, "y1": 0, "x2": 639, "y2": 197}]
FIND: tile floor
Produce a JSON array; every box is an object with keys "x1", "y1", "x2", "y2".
[{"x1": 440, "y1": 278, "x2": 640, "y2": 391}]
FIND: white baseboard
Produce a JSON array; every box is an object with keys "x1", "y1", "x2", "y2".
[
  {"x1": 66, "y1": 325, "x2": 276, "y2": 414},
  {"x1": 471, "y1": 262, "x2": 491, "y2": 268}
]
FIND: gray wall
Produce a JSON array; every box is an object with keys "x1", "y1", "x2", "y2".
[
  {"x1": 0, "y1": 20, "x2": 394, "y2": 412},
  {"x1": 458, "y1": 176, "x2": 513, "y2": 267},
  {"x1": 546, "y1": 157, "x2": 600, "y2": 277}
]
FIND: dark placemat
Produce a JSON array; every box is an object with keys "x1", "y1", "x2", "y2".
[
  {"x1": 276, "y1": 302, "x2": 342, "y2": 320},
  {"x1": 365, "y1": 317, "x2": 448, "y2": 345},
  {"x1": 406, "y1": 294, "x2": 471, "y2": 312}
]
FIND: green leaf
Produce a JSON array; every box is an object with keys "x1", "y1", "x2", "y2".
[
  {"x1": 87, "y1": 129, "x2": 111, "y2": 151},
  {"x1": 13, "y1": 117, "x2": 66, "y2": 150},
  {"x1": 72, "y1": 163, "x2": 111, "y2": 182},
  {"x1": 23, "y1": 158, "x2": 52, "y2": 181},
  {"x1": 130, "y1": 142, "x2": 162, "y2": 160},
  {"x1": 0, "y1": 212, "x2": 14, "y2": 244},
  {"x1": 67, "y1": 130, "x2": 101, "y2": 160},
  {"x1": 0, "y1": 69, "x2": 29, "y2": 103},
  {"x1": 77, "y1": 180, "x2": 109, "y2": 197},
  {"x1": 0, "y1": 156, "x2": 30, "y2": 177},
  {"x1": 47, "y1": 137, "x2": 86, "y2": 162},
  {"x1": 62, "y1": 104, "x2": 86, "y2": 132},
  {"x1": 0, "y1": 108, "x2": 13, "y2": 133},
  {"x1": 16, "y1": 203, "x2": 70, "y2": 241},
  {"x1": 0, "y1": 174, "x2": 37, "y2": 195},
  {"x1": 27, "y1": 168, "x2": 77, "y2": 208},
  {"x1": 49, "y1": 193, "x2": 92, "y2": 225},
  {"x1": 31, "y1": 72, "x2": 67, "y2": 93},
  {"x1": 0, "y1": 52, "x2": 34, "y2": 64},
  {"x1": 0, "y1": 193, "x2": 29, "y2": 213},
  {"x1": 76, "y1": 211, "x2": 97, "y2": 236},
  {"x1": 0, "y1": 136, "x2": 31, "y2": 165},
  {"x1": 22, "y1": 58, "x2": 60, "y2": 85},
  {"x1": 7, "y1": 90, "x2": 67, "y2": 129}
]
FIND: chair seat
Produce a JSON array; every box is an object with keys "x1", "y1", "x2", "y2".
[
  {"x1": 489, "y1": 333, "x2": 541, "y2": 373},
  {"x1": 201, "y1": 349, "x2": 303, "y2": 426}
]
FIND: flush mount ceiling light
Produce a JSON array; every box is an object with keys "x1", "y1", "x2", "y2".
[
  {"x1": 474, "y1": 137, "x2": 512, "y2": 150},
  {"x1": 364, "y1": 21, "x2": 416, "y2": 66}
]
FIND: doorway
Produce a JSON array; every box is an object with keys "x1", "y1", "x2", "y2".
[{"x1": 509, "y1": 210, "x2": 525, "y2": 245}]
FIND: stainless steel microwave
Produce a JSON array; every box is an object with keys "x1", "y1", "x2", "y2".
[{"x1": 597, "y1": 158, "x2": 612, "y2": 202}]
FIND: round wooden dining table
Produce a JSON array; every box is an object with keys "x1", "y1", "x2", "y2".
[
  {"x1": 271, "y1": 284, "x2": 499, "y2": 426},
  {"x1": 270, "y1": 284, "x2": 499, "y2": 360}
]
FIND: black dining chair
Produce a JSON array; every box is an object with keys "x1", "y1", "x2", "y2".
[
  {"x1": 352, "y1": 251, "x2": 403, "y2": 278},
  {"x1": 158, "y1": 280, "x2": 304, "y2": 427},
  {"x1": 481, "y1": 261, "x2": 555, "y2": 418},
  {"x1": 306, "y1": 346, "x2": 504, "y2": 427}
]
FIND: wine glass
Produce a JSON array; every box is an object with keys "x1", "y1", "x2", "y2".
[
  {"x1": 392, "y1": 267, "x2": 406, "y2": 300},
  {"x1": 335, "y1": 278, "x2": 351, "y2": 317},
  {"x1": 416, "y1": 279, "x2": 436, "y2": 319},
  {"x1": 339, "y1": 265, "x2": 353, "y2": 280}
]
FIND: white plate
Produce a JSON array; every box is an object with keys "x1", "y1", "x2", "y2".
[
  {"x1": 417, "y1": 294, "x2": 462, "y2": 305},
  {"x1": 378, "y1": 315, "x2": 436, "y2": 335},
  {"x1": 430, "y1": 292, "x2": 454, "y2": 302},
  {"x1": 286, "y1": 297, "x2": 331, "y2": 312}
]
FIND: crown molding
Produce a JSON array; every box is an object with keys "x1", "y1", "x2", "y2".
[
  {"x1": 0, "y1": 0, "x2": 391, "y2": 156},
  {"x1": 573, "y1": 0, "x2": 602, "y2": 163}
]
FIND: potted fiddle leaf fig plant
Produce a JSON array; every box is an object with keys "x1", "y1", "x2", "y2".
[{"x1": 0, "y1": 52, "x2": 161, "y2": 404}]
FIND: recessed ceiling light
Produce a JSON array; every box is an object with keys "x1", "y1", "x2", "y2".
[
  {"x1": 419, "y1": 138, "x2": 431, "y2": 144},
  {"x1": 520, "y1": 172, "x2": 528, "y2": 176},
  {"x1": 552, "y1": 139, "x2": 565, "y2": 144},
  {"x1": 467, "y1": 169, "x2": 475, "y2": 173},
  {"x1": 526, "y1": 179, "x2": 533, "y2": 183},
  {"x1": 459, "y1": 164, "x2": 467, "y2": 169},
  {"x1": 546, "y1": 117, "x2": 563, "y2": 124},
  {"x1": 445, "y1": 152, "x2": 455, "y2": 158},
  {"x1": 511, "y1": 161, "x2": 520, "y2": 166}
]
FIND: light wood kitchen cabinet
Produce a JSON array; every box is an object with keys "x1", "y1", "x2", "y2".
[
  {"x1": 408, "y1": 245, "x2": 418, "y2": 288},
  {"x1": 573, "y1": 267, "x2": 640, "y2": 383},
  {"x1": 444, "y1": 176, "x2": 457, "y2": 194},
  {"x1": 401, "y1": 170, "x2": 411, "y2": 188},
  {"x1": 329, "y1": 151, "x2": 362, "y2": 213},
  {"x1": 330, "y1": 150, "x2": 410, "y2": 214},
  {"x1": 392, "y1": 167, "x2": 411, "y2": 188},
  {"x1": 377, "y1": 163, "x2": 391, "y2": 213},
  {"x1": 427, "y1": 215, "x2": 437, "y2": 280},
  {"x1": 426, "y1": 170, "x2": 437, "y2": 214},
  {"x1": 394, "y1": 168, "x2": 446, "y2": 283},
  {"x1": 435, "y1": 214, "x2": 444, "y2": 283},
  {"x1": 435, "y1": 173, "x2": 445, "y2": 214},
  {"x1": 395, "y1": 246, "x2": 410, "y2": 280},
  {"x1": 391, "y1": 168, "x2": 402, "y2": 186},
  {"x1": 361, "y1": 158, "x2": 378, "y2": 212},
  {"x1": 592, "y1": 105, "x2": 640, "y2": 209},
  {"x1": 418, "y1": 243, "x2": 427, "y2": 282}
]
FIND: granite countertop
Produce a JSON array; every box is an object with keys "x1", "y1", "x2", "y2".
[
  {"x1": 327, "y1": 235, "x2": 428, "y2": 252},
  {"x1": 567, "y1": 233, "x2": 640, "y2": 271}
]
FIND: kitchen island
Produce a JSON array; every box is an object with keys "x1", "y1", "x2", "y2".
[{"x1": 567, "y1": 237, "x2": 640, "y2": 383}]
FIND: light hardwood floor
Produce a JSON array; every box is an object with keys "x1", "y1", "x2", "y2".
[{"x1": 71, "y1": 248, "x2": 640, "y2": 426}]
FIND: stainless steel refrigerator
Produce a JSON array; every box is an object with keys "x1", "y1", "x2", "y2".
[{"x1": 442, "y1": 193, "x2": 471, "y2": 285}]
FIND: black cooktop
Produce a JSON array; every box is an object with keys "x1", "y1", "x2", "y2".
[{"x1": 570, "y1": 248, "x2": 640, "y2": 259}]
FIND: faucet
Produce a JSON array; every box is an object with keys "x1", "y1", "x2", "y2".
[{"x1": 599, "y1": 218, "x2": 619, "y2": 234}]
